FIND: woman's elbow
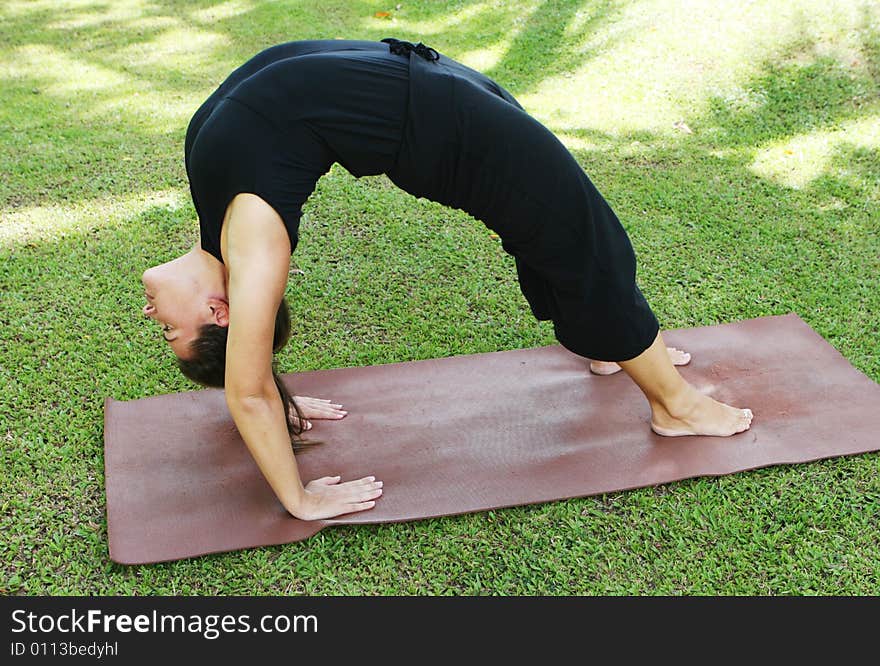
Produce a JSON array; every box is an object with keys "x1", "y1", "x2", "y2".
[{"x1": 224, "y1": 379, "x2": 277, "y2": 410}]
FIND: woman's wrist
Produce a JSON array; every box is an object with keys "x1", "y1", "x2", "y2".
[{"x1": 282, "y1": 485, "x2": 307, "y2": 517}]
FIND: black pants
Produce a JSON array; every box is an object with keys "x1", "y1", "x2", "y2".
[{"x1": 387, "y1": 51, "x2": 660, "y2": 361}]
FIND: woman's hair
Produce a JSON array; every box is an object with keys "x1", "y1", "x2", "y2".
[{"x1": 177, "y1": 298, "x2": 316, "y2": 452}]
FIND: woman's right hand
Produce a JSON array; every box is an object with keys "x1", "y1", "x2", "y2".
[{"x1": 293, "y1": 475, "x2": 383, "y2": 520}]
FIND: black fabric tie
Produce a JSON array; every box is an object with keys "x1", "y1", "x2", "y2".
[{"x1": 382, "y1": 37, "x2": 440, "y2": 62}]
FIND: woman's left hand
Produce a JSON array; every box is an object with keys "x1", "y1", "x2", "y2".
[{"x1": 291, "y1": 396, "x2": 348, "y2": 430}]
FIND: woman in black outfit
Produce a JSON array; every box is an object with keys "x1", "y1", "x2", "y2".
[{"x1": 141, "y1": 39, "x2": 752, "y2": 520}]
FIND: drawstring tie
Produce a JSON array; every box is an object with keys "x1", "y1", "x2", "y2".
[{"x1": 382, "y1": 37, "x2": 440, "y2": 62}]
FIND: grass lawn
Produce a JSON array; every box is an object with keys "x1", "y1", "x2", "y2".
[{"x1": 1, "y1": 0, "x2": 878, "y2": 595}]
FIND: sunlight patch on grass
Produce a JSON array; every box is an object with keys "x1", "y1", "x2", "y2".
[
  {"x1": 2, "y1": 0, "x2": 120, "y2": 16},
  {"x1": 750, "y1": 113, "x2": 880, "y2": 189},
  {"x1": 376, "y1": 0, "x2": 542, "y2": 88},
  {"x1": 521, "y1": 0, "x2": 873, "y2": 135},
  {"x1": 5, "y1": 43, "x2": 209, "y2": 131},
  {"x1": 46, "y1": 0, "x2": 157, "y2": 30},
  {"x1": 456, "y1": 43, "x2": 508, "y2": 73},
  {"x1": 8, "y1": 44, "x2": 129, "y2": 94},
  {"x1": 124, "y1": 15, "x2": 181, "y2": 32},
  {"x1": 565, "y1": 3, "x2": 605, "y2": 39},
  {"x1": 118, "y1": 26, "x2": 229, "y2": 68},
  {"x1": 87, "y1": 93, "x2": 197, "y2": 134},
  {"x1": 389, "y1": 1, "x2": 500, "y2": 35},
  {"x1": 555, "y1": 132, "x2": 603, "y2": 153},
  {"x1": 190, "y1": 0, "x2": 256, "y2": 24},
  {"x1": 0, "y1": 189, "x2": 186, "y2": 248}
]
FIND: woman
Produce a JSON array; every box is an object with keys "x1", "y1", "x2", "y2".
[{"x1": 142, "y1": 38, "x2": 752, "y2": 521}]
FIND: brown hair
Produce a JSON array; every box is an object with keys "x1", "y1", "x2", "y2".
[{"x1": 177, "y1": 298, "x2": 316, "y2": 452}]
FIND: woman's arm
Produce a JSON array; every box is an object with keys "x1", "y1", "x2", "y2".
[{"x1": 223, "y1": 193, "x2": 382, "y2": 520}]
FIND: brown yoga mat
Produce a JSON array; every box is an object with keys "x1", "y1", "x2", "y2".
[{"x1": 104, "y1": 314, "x2": 880, "y2": 564}]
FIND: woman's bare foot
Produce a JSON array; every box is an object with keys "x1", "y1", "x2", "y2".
[
  {"x1": 616, "y1": 332, "x2": 751, "y2": 437},
  {"x1": 590, "y1": 347, "x2": 691, "y2": 375},
  {"x1": 650, "y1": 384, "x2": 753, "y2": 437}
]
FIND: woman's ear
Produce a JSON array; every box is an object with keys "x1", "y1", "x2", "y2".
[{"x1": 207, "y1": 298, "x2": 230, "y2": 327}]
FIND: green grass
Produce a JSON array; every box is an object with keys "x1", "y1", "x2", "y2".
[{"x1": 1, "y1": 0, "x2": 878, "y2": 595}]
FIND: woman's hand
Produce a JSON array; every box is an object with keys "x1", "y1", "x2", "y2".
[
  {"x1": 293, "y1": 475, "x2": 383, "y2": 520},
  {"x1": 291, "y1": 396, "x2": 348, "y2": 431}
]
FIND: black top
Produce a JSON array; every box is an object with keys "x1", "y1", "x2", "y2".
[
  {"x1": 184, "y1": 40, "x2": 661, "y2": 361},
  {"x1": 185, "y1": 40, "x2": 410, "y2": 261}
]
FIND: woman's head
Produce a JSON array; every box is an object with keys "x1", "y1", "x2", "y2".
[
  {"x1": 176, "y1": 299, "x2": 311, "y2": 448},
  {"x1": 177, "y1": 300, "x2": 291, "y2": 388},
  {"x1": 141, "y1": 246, "x2": 229, "y2": 360},
  {"x1": 142, "y1": 246, "x2": 311, "y2": 448}
]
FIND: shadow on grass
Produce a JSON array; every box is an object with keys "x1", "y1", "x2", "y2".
[
  {"x1": 0, "y1": 0, "x2": 402, "y2": 210},
  {"x1": 0, "y1": 0, "x2": 625, "y2": 210},
  {"x1": 533, "y1": 22, "x2": 879, "y2": 371},
  {"x1": 708, "y1": 58, "x2": 876, "y2": 148},
  {"x1": 705, "y1": 7, "x2": 879, "y2": 148},
  {"x1": 482, "y1": 0, "x2": 623, "y2": 95}
]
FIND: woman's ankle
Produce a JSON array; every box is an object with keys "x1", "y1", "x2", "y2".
[{"x1": 649, "y1": 381, "x2": 698, "y2": 420}]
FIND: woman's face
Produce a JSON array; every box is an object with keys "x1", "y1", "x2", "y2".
[{"x1": 141, "y1": 259, "x2": 205, "y2": 360}]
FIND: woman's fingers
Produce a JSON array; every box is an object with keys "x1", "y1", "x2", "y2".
[
  {"x1": 314, "y1": 406, "x2": 346, "y2": 418},
  {"x1": 311, "y1": 475, "x2": 342, "y2": 486},
  {"x1": 288, "y1": 413, "x2": 312, "y2": 430},
  {"x1": 293, "y1": 396, "x2": 348, "y2": 420},
  {"x1": 351, "y1": 476, "x2": 380, "y2": 487},
  {"x1": 300, "y1": 475, "x2": 383, "y2": 519},
  {"x1": 306, "y1": 475, "x2": 379, "y2": 492},
  {"x1": 349, "y1": 481, "x2": 382, "y2": 504},
  {"x1": 328, "y1": 477, "x2": 383, "y2": 501},
  {"x1": 294, "y1": 396, "x2": 339, "y2": 407},
  {"x1": 341, "y1": 482, "x2": 382, "y2": 509}
]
